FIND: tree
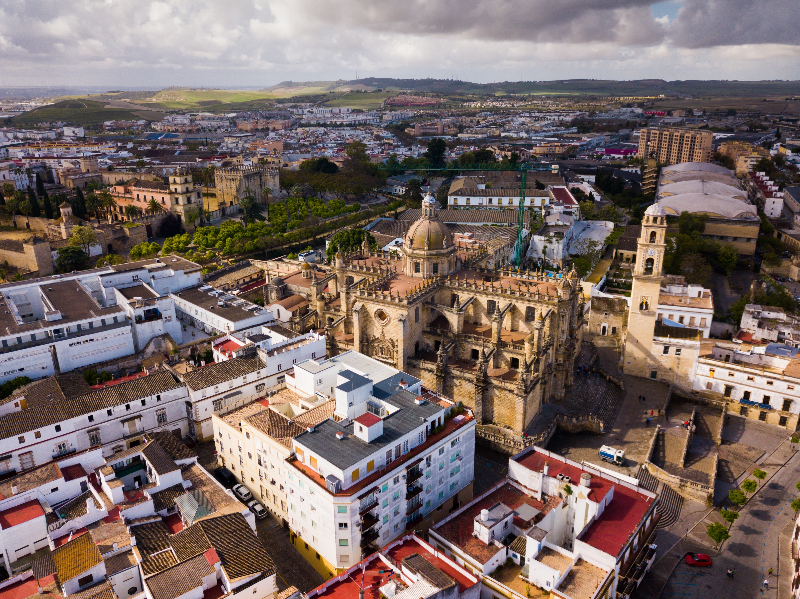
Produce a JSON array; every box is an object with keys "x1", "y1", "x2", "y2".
[
  {"x1": 73, "y1": 187, "x2": 87, "y2": 218},
  {"x1": 326, "y1": 229, "x2": 375, "y2": 261},
  {"x1": 792, "y1": 498, "x2": 800, "y2": 513},
  {"x1": 706, "y1": 522, "x2": 730, "y2": 547},
  {"x1": 741, "y1": 479, "x2": 757, "y2": 494},
  {"x1": 720, "y1": 508, "x2": 739, "y2": 524},
  {"x1": 535, "y1": 179, "x2": 546, "y2": 190},
  {"x1": 69, "y1": 225, "x2": 98, "y2": 254},
  {"x1": 424, "y1": 138, "x2": 447, "y2": 168},
  {"x1": 300, "y1": 157, "x2": 339, "y2": 174},
  {"x1": 472, "y1": 149, "x2": 495, "y2": 163},
  {"x1": 183, "y1": 206, "x2": 201, "y2": 227},
  {"x1": 124, "y1": 205, "x2": 142, "y2": 220},
  {"x1": 35, "y1": 173, "x2": 45, "y2": 198},
  {"x1": 728, "y1": 489, "x2": 747, "y2": 505},
  {"x1": 129, "y1": 241, "x2": 161, "y2": 260},
  {"x1": 262, "y1": 185, "x2": 273, "y2": 221},
  {"x1": 753, "y1": 468, "x2": 767, "y2": 485},
  {"x1": 717, "y1": 244, "x2": 739, "y2": 276},
  {"x1": 26, "y1": 187, "x2": 41, "y2": 217},
  {"x1": 41, "y1": 191, "x2": 53, "y2": 219},
  {"x1": 239, "y1": 194, "x2": 265, "y2": 227},
  {"x1": 147, "y1": 198, "x2": 163, "y2": 215},
  {"x1": 98, "y1": 190, "x2": 117, "y2": 221},
  {"x1": 55, "y1": 246, "x2": 90, "y2": 273},
  {"x1": 403, "y1": 179, "x2": 424, "y2": 208},
  {"x1": 436, "y1": 181, "x2": 451, "y2": 209}
]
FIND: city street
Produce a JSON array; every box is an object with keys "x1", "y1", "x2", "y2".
[{"x1": 647, "y1": 445, "x2": 800, "y2": 599}]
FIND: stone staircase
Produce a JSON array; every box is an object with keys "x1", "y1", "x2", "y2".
[{"x1": 655, "y1": 484, "x2": 684, "y2": 529}]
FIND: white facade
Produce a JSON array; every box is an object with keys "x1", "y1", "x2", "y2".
[
  {"x1": 740, "y1": 304, "x2": 800, "y2": 345},
  {"x1": 0, "y1": 372, "x2": 190, "y2": 475},
  {"x1": 172, "y1": 286, "x2": 274, "y2": 335},
  {"x1": 448, "y1": 190, "x2": 549, "y2": 209},
  {"x1": 656, "y1": 282, "x2": 714, "y2": 338}
]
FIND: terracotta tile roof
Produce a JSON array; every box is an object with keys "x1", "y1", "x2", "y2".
[
  {"x1": 144, "y1": 553, "x2": 215, "y2": 599},
  {"x1": 221, "y1": 401, "x2": 268, "y2": 427},
  {"x1": 291, "y1": 400, "x2": 336, "y2": 429},
  {"x1": 147, "y1": 431, "x2": 196, "y2": 462},
  {"x1": 52, "y1": 532, "x2": 103, "y2": 582},
  {"x1": 130, "y1": 520, "x2": 177, "y2": 575},
  {"x1": 31, "y1": 553, "x2": 57, "y2": 580},
  {"x1": 150, "y1": 484, "x2": 187, "y2": 513},
  {"x1": 56, "y1": 491, "x2": 101, "y2": 521},
  {"x1": 103, "y1": 549, "x2": 137, "y2": 575},
  {"x1": 142, "y1": 442, "x2": 179, "y2": 475},
  {"x1": 0, "y1": 370, "x2": 182, "y2": 439},
  {"x1": 180, "y1": 357, "x2": 265, "y2": 391},
  {"x1": 0, "y1": 463, "x2": 63, "y2": 499},
  {"x1": 179, "y1": 464, "x2": 241, "y2": 517},
  {"x1": 66, "y1": 581, "x2": 117, "y2": 599},
  {"x1": 246, "y1": 408, "x2": 304, "y2": 449}
]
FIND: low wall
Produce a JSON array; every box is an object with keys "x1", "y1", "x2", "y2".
[
  {"x1": 644, "y1": 460, "x2": 714, "y2": 504},
  {"x1": 679, "y1": 407, "x2": 697, "y2": 469}
]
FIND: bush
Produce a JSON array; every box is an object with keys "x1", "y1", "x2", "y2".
[
  {"x1": 129, "y1": 241, "x2": 161, "y2": 261},
  {"x1": 0, "y1": 376, "x2": 31, "y2": 400},
  {"x1": 55, "y1": 246, "x2": 90, "y2": 273},
  {"x1": 706, "y1": 521, "x2": 730, "y2": 546},
  {"x1": 741, "y1": 479, "x2": 757, "y2": 494},
  {"x1": 82, "y1": 369, "x2": 112, "y2": 386},
  {"x1": 728, "y1": 489, "x2": 747, "y2": 505}
]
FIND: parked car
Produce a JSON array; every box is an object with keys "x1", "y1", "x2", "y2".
[
  {"x1": 685, "y1": 553, "x2": 712, "y2": 567},
  {"x1": 247, "y1": 499, "x2": 268, "y2": 520},
  {"x1": 232, "y1": 484, "x2": 253, "y2": 502},
  {"x1": 213, "y1": 467, "x2": 237, "y2": 488}
]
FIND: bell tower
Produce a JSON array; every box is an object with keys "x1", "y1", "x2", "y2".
[{"x1": 623, "y1": 203, "x2": 668, "y2": 379}]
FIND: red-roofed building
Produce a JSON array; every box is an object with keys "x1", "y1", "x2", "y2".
[
  {"x1": 0, "y1": 499, "x2": 47, "y2": 572},
  {"x1": 305, "y1": 534, "x2": 479, "y2": 599},
  {"x1": 429, "y1": 447, "x2": 658, "y2": 599}
]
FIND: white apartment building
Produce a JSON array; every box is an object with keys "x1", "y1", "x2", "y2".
[
  {"x1": 692, "y1": 341, "x2": 800, "y2": 429},
  {"x1": 739, "y1": 303, "x2": 800, "y2": 346},
  {"x1": 429, "y1": 446, "x2": 659, "y2": 599},
  {"x1": 0, "y1": 369, "x2": 190, "y2": 476},
  {"x1": 448, "y1": 187, "x2": 551, "y2": 209},
  {"x1": 283, "y1": 351, "x2": 476, "y2": 576},
  {"x1": 172, "y1": 285, "x2": 274, "y2": 335},
  {"x1": 655, "y1": 278, "x2": 714, "y2": 338},
  {"x1": 0, "y1": 257, "x2": 202, "y2": 384}
]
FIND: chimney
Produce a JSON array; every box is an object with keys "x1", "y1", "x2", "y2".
[
  {"x1": 580, "y1": 473, "x2": 591, "y2": 488},
  {"x1": 335, "y1": 432, "x2": 344, "y2": 440},
  {"x1": 113, "y1": 542, "x2": 118, "y2": 550},
  {"x1": 542, "y1": 462, "x2": 549, "y2": 477},
  {"x1": 11, "y1": 486, "x2": 17, "y2": 495},
  {"x1": 399, "y1": 379, "x2": 408, "y2": 389},
  {"x1": 480, "y1": 508, "x2": 489, "y2": 522},
  {"x1": 307, "y1": 426, "x2": 314, "y2": 433},
  {"x1": 414, "y1": 396, "x2": 424, "y2": 406}
]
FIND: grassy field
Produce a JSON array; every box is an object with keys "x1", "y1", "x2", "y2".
[
  {"x1": 12, "y1": 99, "x2": 164, "y2": 127},
  {"x1": 324, "y1": 91, "x2": 398, "y2": 109}
]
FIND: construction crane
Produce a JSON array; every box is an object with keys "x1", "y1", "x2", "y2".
[{"x1": 378, "y1": 162, "x2": 555, "y2": 265}]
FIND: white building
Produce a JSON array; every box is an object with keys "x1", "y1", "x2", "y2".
[
  {"x1": 655, "y1": 278, "x2": 714, "y2": 338},
  {"x1": 0, "y1": 257, "x2": 202, "y2": 384},
  {"x1": 429, "y1": 446, "x2": 658, "y2": 599},
  {"x1": 0, "y1": 369, "x2": 190, "y2": 475},
  {"x1": 692, "y1": 341, "x2": 800, "y2": 429},
  {"x1": 283, "y1": 351, "x2": 476, "y2": 575},
  {"x1": 172, "y1": 285, "x2": 274, "y2": 335},
  {"x1": 738, "y1": 303, "x2": 800, "y2": 346}
]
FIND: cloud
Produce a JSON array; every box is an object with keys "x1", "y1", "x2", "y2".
[{"x1": 0, "y1": 0, "x2": 797, "y2": 87}]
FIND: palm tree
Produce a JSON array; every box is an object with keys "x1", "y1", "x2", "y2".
[
  {"x1": 147, "y1": 198, "x2": 163, "y2": 215},
  {"x1": 124, "y1": 205, "x2": 142, "y2": 220},
  {"x1": 99, "y1": 190, "x2": 117, "y2": 221}
]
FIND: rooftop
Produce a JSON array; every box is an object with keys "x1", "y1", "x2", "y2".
[
  {"x1": 0, "y1": 498, "x2": 44, "y2": 528},
  {"x1": 180, "y1": 357, "x2": 265, "y2": 391},
  {"x1": 52, "y1": 532, "x2": 103, "y2": 582},
  {"x1": 173, "y1": 285, "x2": 270, "y2": 323},
  {"x1": 117, "y1": 283, "x2": 159, "y2": 301},
  {"x1": 578, "y1": 482, "x2": 655, "y2": 557}
]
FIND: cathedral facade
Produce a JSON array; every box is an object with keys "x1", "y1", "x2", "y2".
[{"x1": 261, "y1": 195, "x2": 585, "y2": 437}]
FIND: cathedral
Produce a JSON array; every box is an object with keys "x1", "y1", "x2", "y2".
[{"x1": 260, "y1": 194, "x2": 585, "y2": 438}]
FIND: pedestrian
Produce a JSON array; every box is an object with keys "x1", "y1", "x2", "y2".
[
  {"x1": 726, "y1": 568, "x2": 732, "y2": 578},
  {"x1": 646, "y1": 416, "x2": 651, "y2": 427},
  {"x1": 650, "y1": 410, "x2": 654, "y2": 416},
  {"x1": 764, "y1": 579, "x2": 769, "y2": 589}
]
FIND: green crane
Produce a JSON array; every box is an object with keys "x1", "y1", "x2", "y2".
[{"x1": 380, "y1": 161, "x2": 554, "y2": 265}]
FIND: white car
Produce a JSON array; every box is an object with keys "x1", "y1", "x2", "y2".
[
  {"x1": 247, "y1": 499, "x2": 268, "y2": 520},
  {"x1": 232, "y1": 484, "x2": 253, "y2": 502}
]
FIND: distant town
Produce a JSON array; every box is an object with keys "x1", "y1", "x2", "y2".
[{"x1": 0, "y1": 80, "x2": 799, "y2": 599}]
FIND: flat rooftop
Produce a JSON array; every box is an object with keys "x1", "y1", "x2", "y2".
[
  {"x1": 118, "y1": 283, "x2": 159, "y2": 300},
  {"x1": 578, "y1": 482, "x2": 654, "y2": 558},
  {"x1": 173, "y1": 285, "x2": 270, "y2": 324}
]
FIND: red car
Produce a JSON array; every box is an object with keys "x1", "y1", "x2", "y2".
[{"x1": 685, "y1": 553, "x2": 712, "y2": 567}]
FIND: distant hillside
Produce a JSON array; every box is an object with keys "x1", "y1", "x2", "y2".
[{"x1": 11, "y1": 99, "x2": 164, "y2": 127}]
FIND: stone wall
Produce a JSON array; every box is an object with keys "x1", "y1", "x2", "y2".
[
  {"x1": 644, "y1": 457, "x2": 716, "y2": 504},
  {"x1": 0, "y1": 238, "x2": 53, "y2": 276}
]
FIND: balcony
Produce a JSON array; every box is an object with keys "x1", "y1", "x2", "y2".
[
  {"x1": 360, "y1": 512, "x2": 379, "y2": 530},
  {"x1": 405, "y1": 513, "x2": 423, "y2": 530},
  {"x1": 360, "y1": 528, "x2": 379, "y2": 547},
  {"x1": 406, "y1": 497, "x2": 423, "y2": 515},
  {"x1": 358, "y1": 496, "x2": 378, "y2": 515},
  {"x1": 407, "y1": 468, "x2": 423, "y2": 483},
  {"x1": 405, "y1": 482, "x2": 423, "y2": 501},
  {"x1": 52, "y1": 447, "x2": 76, "y2": 459}
]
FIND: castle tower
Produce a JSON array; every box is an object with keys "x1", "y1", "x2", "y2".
[{"x1": 623, "y1": 203, "x2": 667, "y2": 379}]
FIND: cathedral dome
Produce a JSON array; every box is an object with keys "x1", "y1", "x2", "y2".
[
  {"x1": 404, "y1": 217, "x2": 454, "y2": 251},
  {"x1": 644, "y1": 203, "x2": 667, "y2": 217}
]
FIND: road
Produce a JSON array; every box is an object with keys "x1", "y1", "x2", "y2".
[{"x1": 658, "y1": 447, "x2": 800, "y2": 599}]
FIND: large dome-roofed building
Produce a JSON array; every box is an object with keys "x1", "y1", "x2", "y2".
[{"x1": 402, "y1": 193, "x2": 457, "y2": 278}]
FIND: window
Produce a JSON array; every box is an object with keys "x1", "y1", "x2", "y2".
[
  {"x1": 740, "y1": 406, "x2": 748, "y2": 416},
  {"x1": 662, "y1": 346, "x2": 669, "y2": 355},
  {"x1": 339, "y1": 539, "x2": 348, "y2": 546},
  {"x1": 675, "y1": 348, "x2": 681, "y2": 356},
  {"x1": 783, "y1": 399, "x2": 792, "y2": 412},
  {"x1": 351, "y1": 468, "x2": 359, "y2": 481},
  {"x1": 414, "y1": 262, "x2": 421, "y2": 273},
  {"x1": 89, "y1": 430, "x2": 101, "y2": 447},
  {"x1": 386, "y1": 450, "x2": 393, "y2": 465},
  {"x1": 780, "y1": 416, "x2": 788, "y2": 426},
  {"x1": 256, "y1": 383, "x2": 265, "y2": 392},
  {"x1": 724, "y1": 385, "x2": 733, "y2": 398},
  {"x1": 678, "y1": 316, "x2": 684, "y2": 324},
  {"x1": 382, "y1": 499, "x2": 389, "y2": 508},
  {"x1": 338, "y1": 522, "x2": 348, "y2": 529},
  {"x1": 471, "y1": 348, "x2": 479, "y2": 360},
  {"x1": 367, "y1": 460, "x2": 374, "y2": 472},
  {"x1": 88, "y1": 414, "x2": 94, "y2": 423},
  {"x1": 213, "y1": 399, "x2": 223, "y2": 411},
  {"x1": 77, "y1": 575, "x2": 94, "y2": 588},
  {"x1": 156, "y1": 409, "x2": 167, "y2": 426},
  {"x1": 337, "y1": 506, "x2": 347, "y2": 514},
  {"x1": 747, "y1": 376, "x2": 755, "y2": 382},
  {"x1": 759, "y1": 411, "x2": 768, "y2": 421},
  {"x1": 54, "y1": 425, "x2": 61, "y2": 432},
  {"x1": 487, "y1": 300, "x2": 496, "y2": 314},
  {"x1": 403, "y1": 440, "x2": 409, "y2": 453},
  {"x1": 525, "y1": 307, "x2": 536, "y2": 321},
  {"x1": 788, "y1": 385, "x2": 795, "y2": 391},
  {"x1": 415, "y1": 307, "x2": 419, "y2": 323},
  {"x1": 18, "y1": 436, "x2": 24, "y2": 444},
  {"x1": 107, "y1": 409, "x2": 112, "y2": 416},
  {"x1": 433, "y1": 263, "x2": 439, "y2": 275},
  {"x1": 310, "y1": 456, "x2": 318, "y2": 469},
  {"x1": 763, "y1": 395, "x2": 771, "y2": 406},
  {"x1": 383, "y1": 515, "x2": 389, "y2": 524},
  {"x1": 650, "y1": 370, "x2": 657, "y2": 380},
  {"x1": 34, "y1": 432, "x2": 41, "y2": 439}
]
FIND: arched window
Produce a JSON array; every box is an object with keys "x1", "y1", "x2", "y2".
[
  {"x1": 649, "y1": 231, "x2": 656, "y2": 243},
  {"x1": 644, "y1": 258, "x2": 654, "y2": 275}
]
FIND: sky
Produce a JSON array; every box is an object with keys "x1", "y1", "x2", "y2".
[{"x1": 0, "y1": 0, "x2": 799, "y2": 88}]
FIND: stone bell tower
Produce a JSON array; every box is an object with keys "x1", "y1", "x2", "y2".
[{"x1": 623, "y1": 203, "x2": 668, "y2": 379}]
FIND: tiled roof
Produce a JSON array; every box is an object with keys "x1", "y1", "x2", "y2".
[
  {"x1": 0, "y1": 370, "x2": 182, "y2": 439},
  {"x1": 130, "y1": 520, "x2": 177, "y2": 575},
  {"x1": 264, "y1": 324, "x2": 300, "y2": 339},
  {"x1": 402, "y1": 553, "x2": 455, "y2": 590},
  {"x1": 31, "y1": 553, "x2": 56, "y2": 579},
  {"x1": 142, "y1": 442, "x2": 179, "y2": 475},
  {"x1": 180, "y1": 357, "x2": 265, "y2": 391},
  {"x1": 103, "y1": 549, "x2": 137, "y2": 575},
  {"x1": 192, "y1": 513, "x2": 275, "y2": 581},
  {"x1": 66, "y1": 581, "x2": 117, "y2": 599},
  {"x1": 508, "y1": 535, "x2": 527, "y2": 556},
  {"x1": 246, "y1": 409, "x2": 303, "y2": 449},
  {"x1": 399, "y1": 208, "x2": 531, "y2": 226},
  {"x1": 144, "y1": 553, "x2": 215, "y2": 599},
  {"x1": 179, "y1": 464, "x2": 241, "y2": 518},
  {"x1": 291, "y1": 400, "x2": 336, "y2": 429},
  {"x1": 56, "y1": 491, "x2": 101, "y2": 521},
  {"x1": 150, "y1": 484, "x2": 187, "y2": 513},
  {"x1": 147, "y1": 431, "x2": 196, "y2": 462},
  {"x1": 52, "y1": 532, "x2": 103, "y2": 582}
]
